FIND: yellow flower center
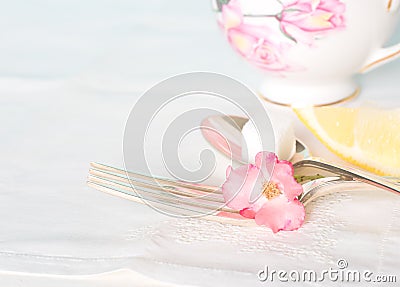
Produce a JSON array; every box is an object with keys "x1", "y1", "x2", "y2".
[{"x1": 262, "y1": 182, "x2": 282, "y2": 200}]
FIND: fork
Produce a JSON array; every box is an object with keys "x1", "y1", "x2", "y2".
[{"x1": 87, "y1": 162, "x2": 395, "y2": 225}]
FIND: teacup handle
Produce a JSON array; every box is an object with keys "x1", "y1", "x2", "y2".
[{"x1": 360, "y1": 0, "x2": 400, "y2": 73}]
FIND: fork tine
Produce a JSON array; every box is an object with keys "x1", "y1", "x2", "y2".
[
  {"x1": 89, "y1": 168, "x2": 225, "y2": 203},
  {"x1": 87, "y1": 173, "x2": 236, "y2": 214},
  {"x1": 87, "y1": 181, "x2": 222, "y2": 216},
  {"x1": 90, "y1": 162, "x2": 221, "y2": 194}
]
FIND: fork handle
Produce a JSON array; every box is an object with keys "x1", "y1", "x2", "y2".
[{"x1": 295, "y1": 158, "x2": 400, "y2": 195}]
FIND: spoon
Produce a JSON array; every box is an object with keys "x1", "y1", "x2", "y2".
[{"x1": 201, "y1": 115, "x2": 400, "y2": 196}]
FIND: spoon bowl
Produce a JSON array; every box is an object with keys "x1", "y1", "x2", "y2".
[{"x1": 201, "y1": 115, "x2": 310, "y2": 165}]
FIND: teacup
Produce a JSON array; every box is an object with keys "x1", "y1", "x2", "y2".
[{"x1": 213, "y1": 0, "x2": 400, "y2": 106}]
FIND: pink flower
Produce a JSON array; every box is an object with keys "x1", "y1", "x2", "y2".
[
  {"x1": 219, "y1": 0, "x2": 293, "y2": 72},
  {"x1": 220, "y1": 0, "x2": 243, "y2": 30},
  {"x1": 279, "y1": 0, "x2": 346, "y2": 44},
  {"x1": 221, "y1": 152, "x2": 305, "y2": 233},
  {"x1": 227, "y1": 27, "x2": 293, "y2": 71}
]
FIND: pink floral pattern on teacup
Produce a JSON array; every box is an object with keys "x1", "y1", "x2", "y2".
[
  {"x1": 218, "y1": 0, "x2": 346, "y2": 72},
  {"x1": 226, "y1": 24, "x2": 293, "y2": 72},
  {"x1": 280, "y1": 0, "x2": 346, "y2": 45}
]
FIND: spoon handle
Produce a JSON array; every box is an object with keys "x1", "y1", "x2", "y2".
[{"x1": 294, "y1": 158, "x2": 400, "y2": 195}]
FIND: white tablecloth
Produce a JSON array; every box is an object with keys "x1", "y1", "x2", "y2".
[{"x1": 1, "y1": 1, "x2": 400, "y2": 286}]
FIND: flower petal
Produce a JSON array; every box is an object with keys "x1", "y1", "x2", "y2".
[
  {"x1": 255, "y1": 151, "x2": 276, "y2": 181},
  {"x1": 271, "y1": 160, "x2": 303, "y2": 200},
  {"x1": 221, "y1": 164, "x2": 265, "y2": 211},
  {"x1": 295, "y1": 10, "x2": 335, "y2": 31},
  {"x1": 255, "y1": 197, "x2": 306, "y2": 233},
  {"x1": 221, "y1": 0, "x2": 243, "y2": 29},
  {"x1": 319, "y1": 0, "x2": 346, "y2": 14},
  {"x1": 279, "y1": 0, "x2": 346, "y2": 44},
  {"x1": 239, "y1": 208, "x2": 256, "y2": 219},
  {"x1": 280, "y1": 22, "x2": 315, "y2": 45},
  {"x1": 227, "y1": 28, "x2": 258, "y2": 57}
]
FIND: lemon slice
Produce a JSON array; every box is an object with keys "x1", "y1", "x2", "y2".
[{"x1": 294, "y1": 106, "x2": 400, "y2": 176}]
